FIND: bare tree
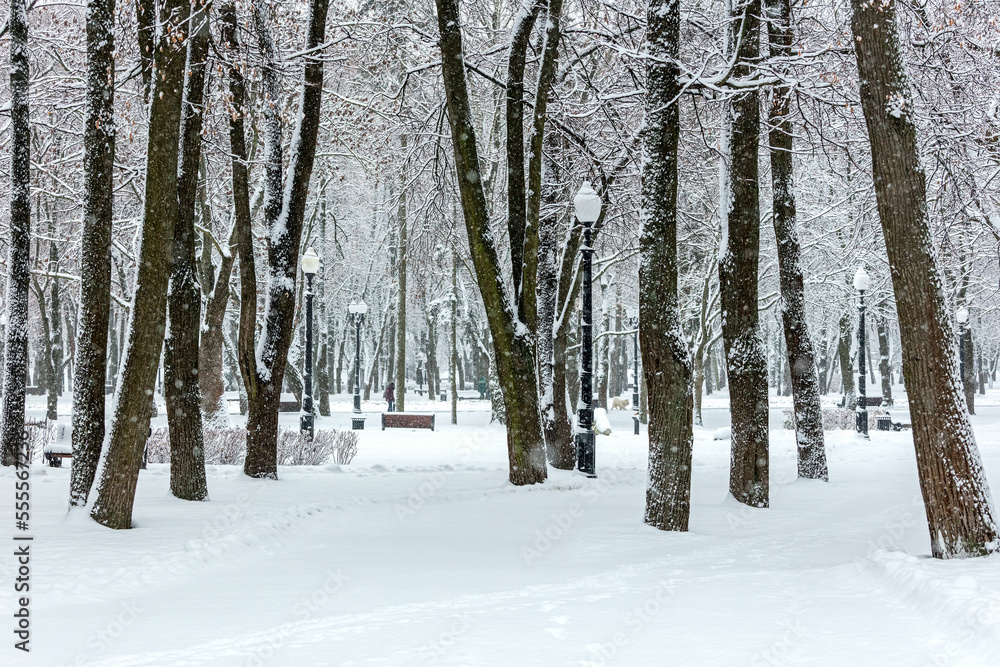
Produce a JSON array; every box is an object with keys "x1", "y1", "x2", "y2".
[
  {"x1": 91, "y1": 0, "x2": 191, "y2": 528},
  {"x1": 434, "y1": 0, "x2": 547, "y2": 485},
  {"x1": 238, "y1": 0, "x2": 331, "y2": 479},
  {"x1": 719, "y1": 0, "x2": 769, "y2": 507},
  {"x1": 850, "y1": 0, "x2": 998, "y2": 558},
  {"x1": 764, "y1": 0, "x2": 827, "y2": 480},
  {"x1": 1, "y1": 0, "x2": 31, "y2": 467},
  {"x1": 69, "y1": 0, "x2": 116, "y2": 502},
  {"x1": 164, "y1": 0, "x2": 211, "y2": 501},
  {"x1": 641, "y1": 0, "x2": 694, "y2": 531}
]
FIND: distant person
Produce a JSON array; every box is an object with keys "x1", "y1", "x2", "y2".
[
  {"x1": 477, "y1": 375, "x2": 487, "y2": 399},
  {"x1": 384, "y1": 381, "x2": 396, "y2": 412}
]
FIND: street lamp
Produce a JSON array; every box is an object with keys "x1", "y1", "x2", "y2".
[
  {"x1": 627, "y1": 306, "x2": 639, "y2": 435},
  {"x1": 574, "y1": 181, "x2": 602, "y2": 476},
  {"x1": 853, "y1": 266, "x2": 871, "y2": 439},
  {"x1": 300, "y1": 247, "x2": 320, "y2": 437},
  {"x1": 349, "y1": 299, "x2": 368, "y2": 414},
  {"x1": 957, "y1": 306, "x2": 969, "y2": 391}
]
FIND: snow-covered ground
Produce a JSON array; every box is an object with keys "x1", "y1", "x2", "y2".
[{"x1": 3, "y1": 390, "x2": 1000, "y2": 666}]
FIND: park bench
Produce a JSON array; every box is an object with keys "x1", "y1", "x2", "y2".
[
  {"x1": 381, "y1": 413, "x2": 435, "y2": 431},
  {"x1": 838, "y1": 396, "x2": 886, "y2": 409}
]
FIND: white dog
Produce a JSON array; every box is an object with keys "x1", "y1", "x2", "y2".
[{"x1": 611, "y1": 397, "x2": 630, "y2": 411}]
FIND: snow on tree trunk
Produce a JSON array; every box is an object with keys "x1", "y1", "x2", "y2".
[
  {"x1": 850, "y1": 0, "x2": 999, "y2": 558},
  {"x1": 0, "y1": 0, "x2": 31, "y2": 468},
  {"x1": 764, "y1": 0, "x2": 827, "y2": 481},
  {"x1": 90, "y1": 0, "x2": 191, "y2": 528},
  {"x1": 719, "y1": 0, "x2": 769, "y2": 508},
  {"x1": 641, "y1": 0, "x2": 695, "y2": 531},
  {"x1": 876, "y1": 314, "x2": 893, "y2": 405},
  {"x1": 435, "y1": 0, "x2": 546, "y2": 485},
  {"x1": 165, "y1": 2, "x2": 210, "y2": 502},
  {"x1": 396, "y1": 135, "x2": 408, "y2": 412},
  {"x1": 239, "y1": 0, "x2": 330, "y2": 479}
]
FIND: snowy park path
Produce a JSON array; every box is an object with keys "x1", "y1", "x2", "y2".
[{"x1": 4, "y1": 402, "x2": 1000, "y2": 666}]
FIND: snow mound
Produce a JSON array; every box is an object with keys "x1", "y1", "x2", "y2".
[{"x1": 713, "y1": 427, "x2": 732, "y2": 441}]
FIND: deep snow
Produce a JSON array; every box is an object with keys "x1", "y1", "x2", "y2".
[{"x1": 3, "y1": 390, "x2": 1000, "y2": 666}]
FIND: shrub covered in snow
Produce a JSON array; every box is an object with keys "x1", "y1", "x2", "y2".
[
  {"x1": 144, "y1": 427, "x2": 358, "y2": 466},
  {"x1": 783, "y1": 408, "x2": 891, "y2": 431}
]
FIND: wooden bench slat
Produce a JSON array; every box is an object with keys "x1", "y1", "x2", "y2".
[{"x1": 381, "y1": 413, "x2": 435, "y2": 431}]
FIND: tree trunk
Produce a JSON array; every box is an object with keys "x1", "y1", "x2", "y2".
[
  {"x1": 765, "y1": 0, "x2": 827, "y2": 480},
  {"x1": 435, "y1": 0, "x2": 546, "y2": 484},
  {"x1": 0, "y1": 0, "x2": 31, "y2": 467},
  {"x1": 642, "y1": 0, "x2": 694, "y2": 531},
  {"x1": 876, "y1": 315, "x2": 893, "y2": 405},
  {"x1": 90, "y1": 0, "x2": 190, "y2": 528},
  {"x1": 451, "y1": 248, "x2": 459, "y2": 425},
  {"x1": 240, "y1": 0, "x2": 330, "y2": 479},
  {"x1": 165, "y1": 2, "x2": 210, "y2": 502},
  {"x1": 850, "y1": 0, "x2": 999, "y2": 558},
  {"x1": 962, "y1": 328, "x2": 975, "y2": 415},
  {"x1": 719, "y1": 0, "x2": 768, "y2": 508},
  {"x1": 837, "y1": 310, "x2": 855, "y2": 406},
  {"x1": 396, "y1": 136, "x2": 408, "y2": 411},
  {"x1": 505, "y1": 0, "x2": 542, "y2": 313}
]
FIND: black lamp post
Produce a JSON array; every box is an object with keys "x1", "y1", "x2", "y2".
[
  {"x1": 349, "y1": 300, "x2": 368, "y2": 414},
  {"x1": 853, "y1": 267, "x2": 870, "y2": 439},
  {"x1": 300, "y1": 247, "x2": 320, "y2": 437},
  {"x1": 627, "y1": 306, "x2": 639, "y2": 435},
  {"x1": 957, "y1": 306, "x2": 969, "y2": 389},
  {"x1": 574, "y1": 181, "x2": 602, "y2": 477}
]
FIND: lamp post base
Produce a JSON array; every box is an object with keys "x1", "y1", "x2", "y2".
[
  {"x1": 353, "y1": 393, "x2": 361, "y2": 414},
  {"x1": 575, "y1": 430, "x2": 596, "y2": 478},
  {"x1": 856, "y1": 408, "x2": 870, "y2": 439}
]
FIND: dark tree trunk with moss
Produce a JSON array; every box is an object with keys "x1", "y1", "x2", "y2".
[
  {"x1": 850, "y1": 0, "x2": 998, "y2": 558},
  {"x1": 70, "y1": 0, "x2": 115, "y2": 502},
  {"x1": 765, "y1": 0, "x2": 827, "y2": 481},
  {"x1": 435, "y1": 0, "x2": 546, "y2": 485},
  {"x1": 239, "y1": 0, "x2": 330, "y2": 479},
  {"x1": 90, "y1": 0, "x2": 190, "y2": 528},
  {"x1": 641, "y1": 0, "x2": 694, "y2": 531},
  {"x1": 719, "y1": 0, "x2": 769, "y2": 508},
  {"x1": 165, "y1": 2, "x2": 210, "y2": 502}
]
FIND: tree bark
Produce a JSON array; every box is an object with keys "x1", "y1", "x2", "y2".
[
  {"x1": 165, "y1": 1, "x2": 210, "y2": 502},
  {"x1": 720, "y1": 0, "x2": 769, "y2": 507},
  {"x1": 876, "y1": 315, "x2": 893, "y2": 405},
  {"x1": 765, "y1": 0, "x2": 827, "y2": 480},
  {"x1": 850, "y1": 0, "x2": 999, "y2": 558},
  {"x1": 641, "y1": 0, "x2": 694, "y2": 531},
  {"x1": 0, "y1": 0, "x2": 30, "y2": 467},
  {"x1": 396, "y1": 136, "x2": 408, "y2": 411},
  {"x1": 505, "y1": 0, "x2": 542, "y2": 312},
  {"x1": 837, "y1": 309, "x2": 855, "y2": 405},
  {"x1": 962, "y1": 328, "x2": 975, "y2": 415},
  {"x1": 435, "y1": 0, "x2": 547, "y2": 484},
  {"x1": 90, "y1": 0, "x2": 190, "y2": 528},
  {"x1": 240, "y1": 0, "x2": 330, "y2": 479},
  {"x1": 70, "y1": 0, "x2": 115, "y2": 502}
]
